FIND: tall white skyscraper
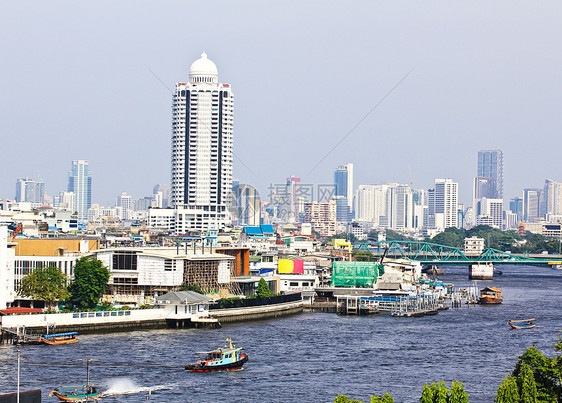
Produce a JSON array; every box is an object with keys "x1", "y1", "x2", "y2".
[
  {"x1": 428, "y1": 178, "x2": 458, "y2": 230},
  {"x1": 171, "y1": 52, "x2": 234, "y2": 231},
  {"x1": 15, "y1": 178, "x2": 45, "y2": 204},
  {"x1": 67, "y1": 160, "x2": 92, "y2": 221}
]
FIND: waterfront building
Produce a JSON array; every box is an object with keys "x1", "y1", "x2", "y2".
[
  {"x1": 523, "y1": 188, "x2": 542, "y2": 222},
  {"x1": 67, "y1": 160, "x2": 92, "y2": 222},
  {"x1": 15, "y1": 178, "x2": 45, "y2": 204},
  {"x1": 334, "y1": 163, "x2": 354, "y2": 210},
  {"x1": 170, "y1": 52, "x2": 233, "y2": 231},
  {"x1": 477, "y1": 150, "x2": 503, "y2": 198},
  {"x1": 427, "y1": 178, "x2": 458, "y2": 231}
]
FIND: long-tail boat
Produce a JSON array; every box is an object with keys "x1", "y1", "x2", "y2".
[
  {"x1": 39, "y1": 332, "x2": 79, "y2": 345},
  {"x1": 50, "y1": 359, "x2": 101, "y2": 401},
  {"x1": 185, "y1": 338, "x2": 248, "y2": 372},
  {"x1": 508, "y1": 319, "x2": 536, "y2": 329}
]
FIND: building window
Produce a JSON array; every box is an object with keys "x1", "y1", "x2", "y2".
[{"x1": 112, "y1": 251, "x2": 138, "y2": 270}]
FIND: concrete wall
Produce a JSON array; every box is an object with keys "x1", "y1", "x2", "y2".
[{"x1": 211, "y1": 300, "x2": 303, "y2": 323}]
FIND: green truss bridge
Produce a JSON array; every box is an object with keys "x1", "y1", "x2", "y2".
[{"x1": 354, "y1": 241, "x2": 557, "y2": 266}]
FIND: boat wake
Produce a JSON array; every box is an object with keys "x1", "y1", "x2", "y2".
[{"x1": 101, "y1": 378, "x2": 173, "y2": 396}]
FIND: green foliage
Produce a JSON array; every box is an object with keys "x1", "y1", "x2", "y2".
[
  {"x1": 519, "y1": 363, "x2": 537, "y2": 402},
  {"x1": 256, "y1": 277, "x2": 273, "y2": 298},
  {"x1": 420, "y1": 383, "x2": 435, "y2": 403},
  {"x1": 334, "y1": 395, "x2": 352, "y2": 403},
  {"x1": 370, "y1": 392, "x2": 393, "y2": 402},
  {"x1": 18, "y1": 265, "x2": 70, "y2": 309},
  {"x1": 449, "y1": 381, "x2": 469, "y2": 403},
  {"x1": 179, "y1": 283, "x2": 204, "y2": 294},
  {"x1": 512, "y1": 345, "x2": 560, "y2": 401},
  {"x1": 435, "y1": 382, "x2": 448, "y2": 403},
  {"x1": 385, "y1": 229, "x2": 415, "y2": 242},
  {"x1": 495, "y1": 376, "x2": 520, "y2": 403},
  {"x1": 430, "y1": 228, "x2": 468, "y2": 248},
  {"x1": 68, "y1": 256, "x2": 110, "y2": 309}
]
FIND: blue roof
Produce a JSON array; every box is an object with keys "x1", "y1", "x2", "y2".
[
  {"x1": 243, "y1": 226, "x2": 263, "y2": 235},
  {"x1": 260, "y1": 225, "x2": 274, "y2": 234}
]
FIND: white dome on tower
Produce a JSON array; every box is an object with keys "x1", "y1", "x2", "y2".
[{"x1": 189, "y1": 52, "x2": 218, "y2": 84}]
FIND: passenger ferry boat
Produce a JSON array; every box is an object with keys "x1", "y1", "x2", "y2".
[
  {"x1": 185, "y1": 339, "x2": 248, "y2": 372},
  {"x1": 479, "y1": 286, "x2": 503, "y2": 304}
]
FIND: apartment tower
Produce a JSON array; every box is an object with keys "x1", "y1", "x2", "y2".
[{"x1": 171, "y1": 52, "x2": 234, "y2": 231}]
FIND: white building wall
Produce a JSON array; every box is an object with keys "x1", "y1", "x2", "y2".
[{"x1": 0, "y1": 225, "x2": 16, "y2": 309}]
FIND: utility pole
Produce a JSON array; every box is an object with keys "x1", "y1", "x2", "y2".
[{"x1": 16, "y1": 344, "x2": 20, "y2": 403}]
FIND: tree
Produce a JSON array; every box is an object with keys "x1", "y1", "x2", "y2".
[
  {"x1": 448, "y1": 381, "x2": 469, "y2": 403},
  {"x1": 513, "y1": 345, "x2": 560, "y2": 401},
  {"x1": 370, "y1": 392, "x2": 393, "y2": 402},
  {"x1": 256, "y1": 277, "x2": 272, "y2": 298},
  {"x1": 18, "y1": 266, "x2": 70, "y2": 310},
  {"x1": 519, "y1": 364, "x2": 537, "y2": 402},
  {"x1": 420, "y1": 383, "x2": 435, "y2": 403},
  {"x1": 435, "y1": 382, "x2": 448, "y2": 403},
  {"x1": 180, "y1": 283, "x2": 204, "y2": 294},
  {"x1": 68, "y1": 256, "x2": 110, "y2": 309},
  {"x1": 495, "y1": 376, "x2": 520, "y2": 403}
]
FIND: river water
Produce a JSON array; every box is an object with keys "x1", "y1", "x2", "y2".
[{"x1": 1, "y1": 265, "x2": 561, "y2": 403}]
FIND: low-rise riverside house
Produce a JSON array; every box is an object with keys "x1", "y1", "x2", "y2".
[
  {"x1": 91, "y1": 247, "x2": 238, "y2": 306},
  {"x1": 155, "y1": 290, "x2": 213, "y2": 319},
  {"x1": 464, "y1": 236, "x2": 485, "y2": 256}
]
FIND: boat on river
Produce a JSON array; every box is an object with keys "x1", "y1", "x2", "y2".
[
  {"x1": 508, "y1": 319, "x2": 536, "y2": 329},
  {"x1": 49, "y1": 385, "x2": 101, "y2": 402},
  {"x1": 185, "y1": 338, "x2": 248, "y2": 372},
  {"x1": 39, "y1": 332, "x2": 79, "y2": 345},
  {"x1": 479, "y1": 286, "x2": 503, "y2": 304}
]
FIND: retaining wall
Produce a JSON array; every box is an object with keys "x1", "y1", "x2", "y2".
[{"x1": 210, "y1": 300, "x2": 303, "y2": 323}]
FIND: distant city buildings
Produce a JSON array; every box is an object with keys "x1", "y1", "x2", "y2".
[
  {"x1": 67, "y1": 160, "x2": 92, "y2": 221},
  {"x1": 15, "y1": 178, "x2": 45, "y2": 204},
  {"x1": 170, "y1": 52, "x2": 233, "y2": 231},
  {"x1": 232, "y1": 182, "x2": 261, "y2": 226},
  {"x1": 334, "y1": 163, "x2": 353, "y2": 210},
  {"x1": 473, "y1": 150, "x2": 504, "y2": 228},
  {"x1": 523, "y1": 188, "x2": 542, "y2": 223},
  {"x1": 477, "y1": 150, "x2": 503, "y2": 198},
  {"x1": 428, "y1": 178, "x2": 458, "y2": 231}
]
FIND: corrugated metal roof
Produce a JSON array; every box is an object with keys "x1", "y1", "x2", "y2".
[{"x1": 156, "y1": 291, "x2": 212, "y2": 304}]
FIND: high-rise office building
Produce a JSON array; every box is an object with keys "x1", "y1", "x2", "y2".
[
  {"x1": 523, "y1": 188, "x2": 541, "y2": 222},
  {"x1": 67, "y1": 160, "x2": 92, "y2": 221},
  {"x1": 543, "y1": 179, "x2": 562, "y2": 217},
  {"x1": 232, "y1": 183, "x2": 261, "y2": 226},
  {"x1": 334, "y1": 163, "x2": 354, "y2": 209},
  {"x1": 428, "y1": 178, "x2": 458, "y2": 230},
  {"x1": 171, "y1": 52, "x2": 233, "y2": 231},
  {"x1": 477, "y1": 150, "x2": 503, "y2": 198},
  {"x1": 15, "y1": 178, "x2": 45, "y2": 204},
  {"x1": 509, "y1": 197, "x2": 523, "y2": 222}
]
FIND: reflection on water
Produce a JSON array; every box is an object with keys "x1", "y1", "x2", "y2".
[{"x1": 0, "y1": 265, "x2": 561, "y2": 403}]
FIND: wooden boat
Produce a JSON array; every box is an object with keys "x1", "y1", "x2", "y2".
[
  {"x1": 39, "y1": 332, "x2": 79, "y2": 345},
  {"x1": 50, "y1": 359, "x2": 101, "y2": 401},
  {"x1": 49, "y1": 385, "x2": 101, "y2": 402},
  {"x1": 185, "y1": 338, "x2": 248, "y2": 372},
  {"x1": 479, "y1": 286, "x2": 503, "y2": 304},
  {"x1": 508, "y1": 319, "x2": 536, "y2": 329}
]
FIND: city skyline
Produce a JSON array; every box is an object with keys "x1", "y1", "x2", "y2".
[{"x1": 2, "y1": 2, "x2": 562, "y2": 206}]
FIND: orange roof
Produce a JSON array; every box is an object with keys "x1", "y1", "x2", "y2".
[{"x1": 0, "y1": 307, "x2": 43, "y2": 315}]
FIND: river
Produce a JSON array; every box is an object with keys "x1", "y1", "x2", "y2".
[{"x1": 1, "y1": 264, "x2": 561, "y2": 402}]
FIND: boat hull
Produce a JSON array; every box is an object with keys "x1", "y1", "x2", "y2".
[
  {"x1": 50, "y1": 390, "x2": 101, "y2": 401},
  {"x1": 40, "y1": 337, "x2": 79, "y2": 346},
  {"x1": 186, "y1": 354, "x2": 248, "y2": 372},
  {"x1": 479, "y1": 296, "x2": 503, "y2": 304}
]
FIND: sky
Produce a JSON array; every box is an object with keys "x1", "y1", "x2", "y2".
[{"x1": 1, "y1": 1, "x2": 561, "y2": 206}]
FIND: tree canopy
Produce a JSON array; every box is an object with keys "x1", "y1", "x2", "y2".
[
  {"x1": 18, "y1": 265, "x2": 70, "y2": 310},
  {"x1": 256, "y1": 277, "x2": 273, "y2": 298},
  {"x1": 68, "y1": 256, "x2": 110, "y2": 309}
]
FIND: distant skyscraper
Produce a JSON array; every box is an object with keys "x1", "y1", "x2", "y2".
[
  {"x1": 509, "y1": 197, "x2": 523, "y2": 222},
  {"x1": 543, "y1": 179, "x2": 562, "y2": 217},
  {"x1": 477, "y1": 150, "x2": 503, "y2": 198},
  {"x1": 170, "y1": 52, "x2": 233, "y2": 231},
  {"x1": 15, "y1": 178, "x2": 45, "y2": 204},
  {"x1": 428, "y1": 179, "x2": 458, "y2": 230},
  {"x1": 523, "y1": 188, "x2": 541, "y2": 222},
  {"x1": 334, "y1": 163, "x2": 354, "y2": 209},
  {"x1": 67, "y1": 160, "x2": 92, "y2": 221},
  {"x1": 153, "y1": 184, "x2": 171, "y2": 208},
  {"x1": 232, "y1": 183, "x2": 261, "y2": 226}
]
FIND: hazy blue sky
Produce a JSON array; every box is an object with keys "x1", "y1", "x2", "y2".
[{"x1": 1, "y1": 1, "x2": 561, "y2": 206}]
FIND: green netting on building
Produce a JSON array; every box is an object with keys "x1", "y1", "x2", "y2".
[{"x1": 331, "y1": 261, "x2": 385, "y2": 287}]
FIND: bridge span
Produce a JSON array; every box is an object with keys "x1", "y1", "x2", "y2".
[{"x1": 354, "y1": 241, "x2": 559, "y2": 266}]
